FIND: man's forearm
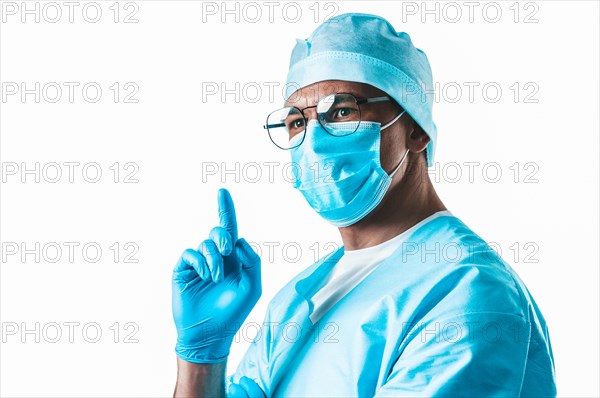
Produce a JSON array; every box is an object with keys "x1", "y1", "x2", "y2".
[{"x1": 174, "y1": 357, "x2": 226, "y2": 398}]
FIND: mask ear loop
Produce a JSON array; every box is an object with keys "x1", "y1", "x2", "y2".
[
  {"x1": 381, "y1": 110, "x2": 406, "y2": 130},
  {"x1": 389, "y1": 149, "x2": 410, "y2": 178},
  {"x1": 380, "y1": 110, "x2": 410, "y2": 178}
]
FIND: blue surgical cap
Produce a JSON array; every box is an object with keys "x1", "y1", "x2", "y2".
[{"x1": 285, "y1": 13, "x2": 438, "y2": 167}]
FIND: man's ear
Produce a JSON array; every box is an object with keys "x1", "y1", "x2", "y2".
[{"x1": 408, "y1": 122, "x2": 430, "y2": 153}]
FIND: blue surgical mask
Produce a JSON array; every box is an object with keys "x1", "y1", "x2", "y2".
[{"x1": 290, "y1": 111, "x2": 409, "y2": 227}]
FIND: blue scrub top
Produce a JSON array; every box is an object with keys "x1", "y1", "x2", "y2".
[{"x1": 227, "y1": 215, "x2": 556, "y2": 397}]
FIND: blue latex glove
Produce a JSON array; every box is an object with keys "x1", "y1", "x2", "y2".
[
  {"x1": 227, "y1": 376, "x2": 266, "y2": 398},
  {"x1": 172, "y1": 188, "x2": 262, "y2": 363}
]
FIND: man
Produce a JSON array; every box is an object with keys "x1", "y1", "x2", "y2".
[{"x1": 171, "y1": 13, "x2": 556, "y2": 397}]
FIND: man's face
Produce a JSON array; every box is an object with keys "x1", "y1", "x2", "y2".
[{"x1": 285, "y1": 80, "x2": 415, "y2": 175}]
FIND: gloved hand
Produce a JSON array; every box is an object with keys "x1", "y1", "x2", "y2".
[
  {"x1": 227, "y1": 376, "x2": 266, "y2": 398},
  {"x1": 172, "y1": 188, "x2": 262, "y2": 363}
]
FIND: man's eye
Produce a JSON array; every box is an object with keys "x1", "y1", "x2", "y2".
[
  {"x1": 286, "y1": 118, "x2": 305, "y2": 131},
  {"x1": 333, "y1": 107, "x2": 357, "y2": 119}
]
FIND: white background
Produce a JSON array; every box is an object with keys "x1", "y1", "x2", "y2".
[{"x1": 1, "y1": 1, "x2": 598, "y2": 397}]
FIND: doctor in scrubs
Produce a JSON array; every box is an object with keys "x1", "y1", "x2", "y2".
[{"x1": 171, "y1": 13, "x2": 556, "y2": 398}]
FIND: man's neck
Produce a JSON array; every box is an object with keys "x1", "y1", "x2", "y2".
[{"x1": 338, "y1": 164, "x2": 446, "y2": 250}]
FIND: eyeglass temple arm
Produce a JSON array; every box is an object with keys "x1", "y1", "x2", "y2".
[
  {"x1": 358, "y1": 96, "x2": 391, "y2": 105},
  {"x1": 264, "y1": 122, "x2": 285, "y2": 129}
]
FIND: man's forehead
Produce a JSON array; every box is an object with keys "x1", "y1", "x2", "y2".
[{"x1": 285, "y1": 81, "x2": 380, "y2": 108}]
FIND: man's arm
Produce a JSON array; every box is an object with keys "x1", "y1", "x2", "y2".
[{"x1": 174, "y1": 358, "x2": 226, "y2": 398}]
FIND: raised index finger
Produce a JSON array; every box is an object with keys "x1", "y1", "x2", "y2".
[{"x1": 218, "y1": 188, "x2": 238, "y2": 243}]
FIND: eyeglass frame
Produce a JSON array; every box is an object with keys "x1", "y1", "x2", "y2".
[{"x1": 263, "y1": 93, "x2": 393, "y2": 150}]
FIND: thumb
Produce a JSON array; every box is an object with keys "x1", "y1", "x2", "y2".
[
  {"x1": 235, "y1": 238, "x2": 261, "y2": 271},
  {"x1": 235, "y1": 238, "x2": 261, "y2": 291}
]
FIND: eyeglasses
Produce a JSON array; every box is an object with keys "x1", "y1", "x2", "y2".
[{"x1": 263, "y1": 93, "x2": 392, "y2": 150}]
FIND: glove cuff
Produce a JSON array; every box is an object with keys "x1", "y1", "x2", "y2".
[{"x1": 175, "y1": 344, "x2": 230, "y2": 364}]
